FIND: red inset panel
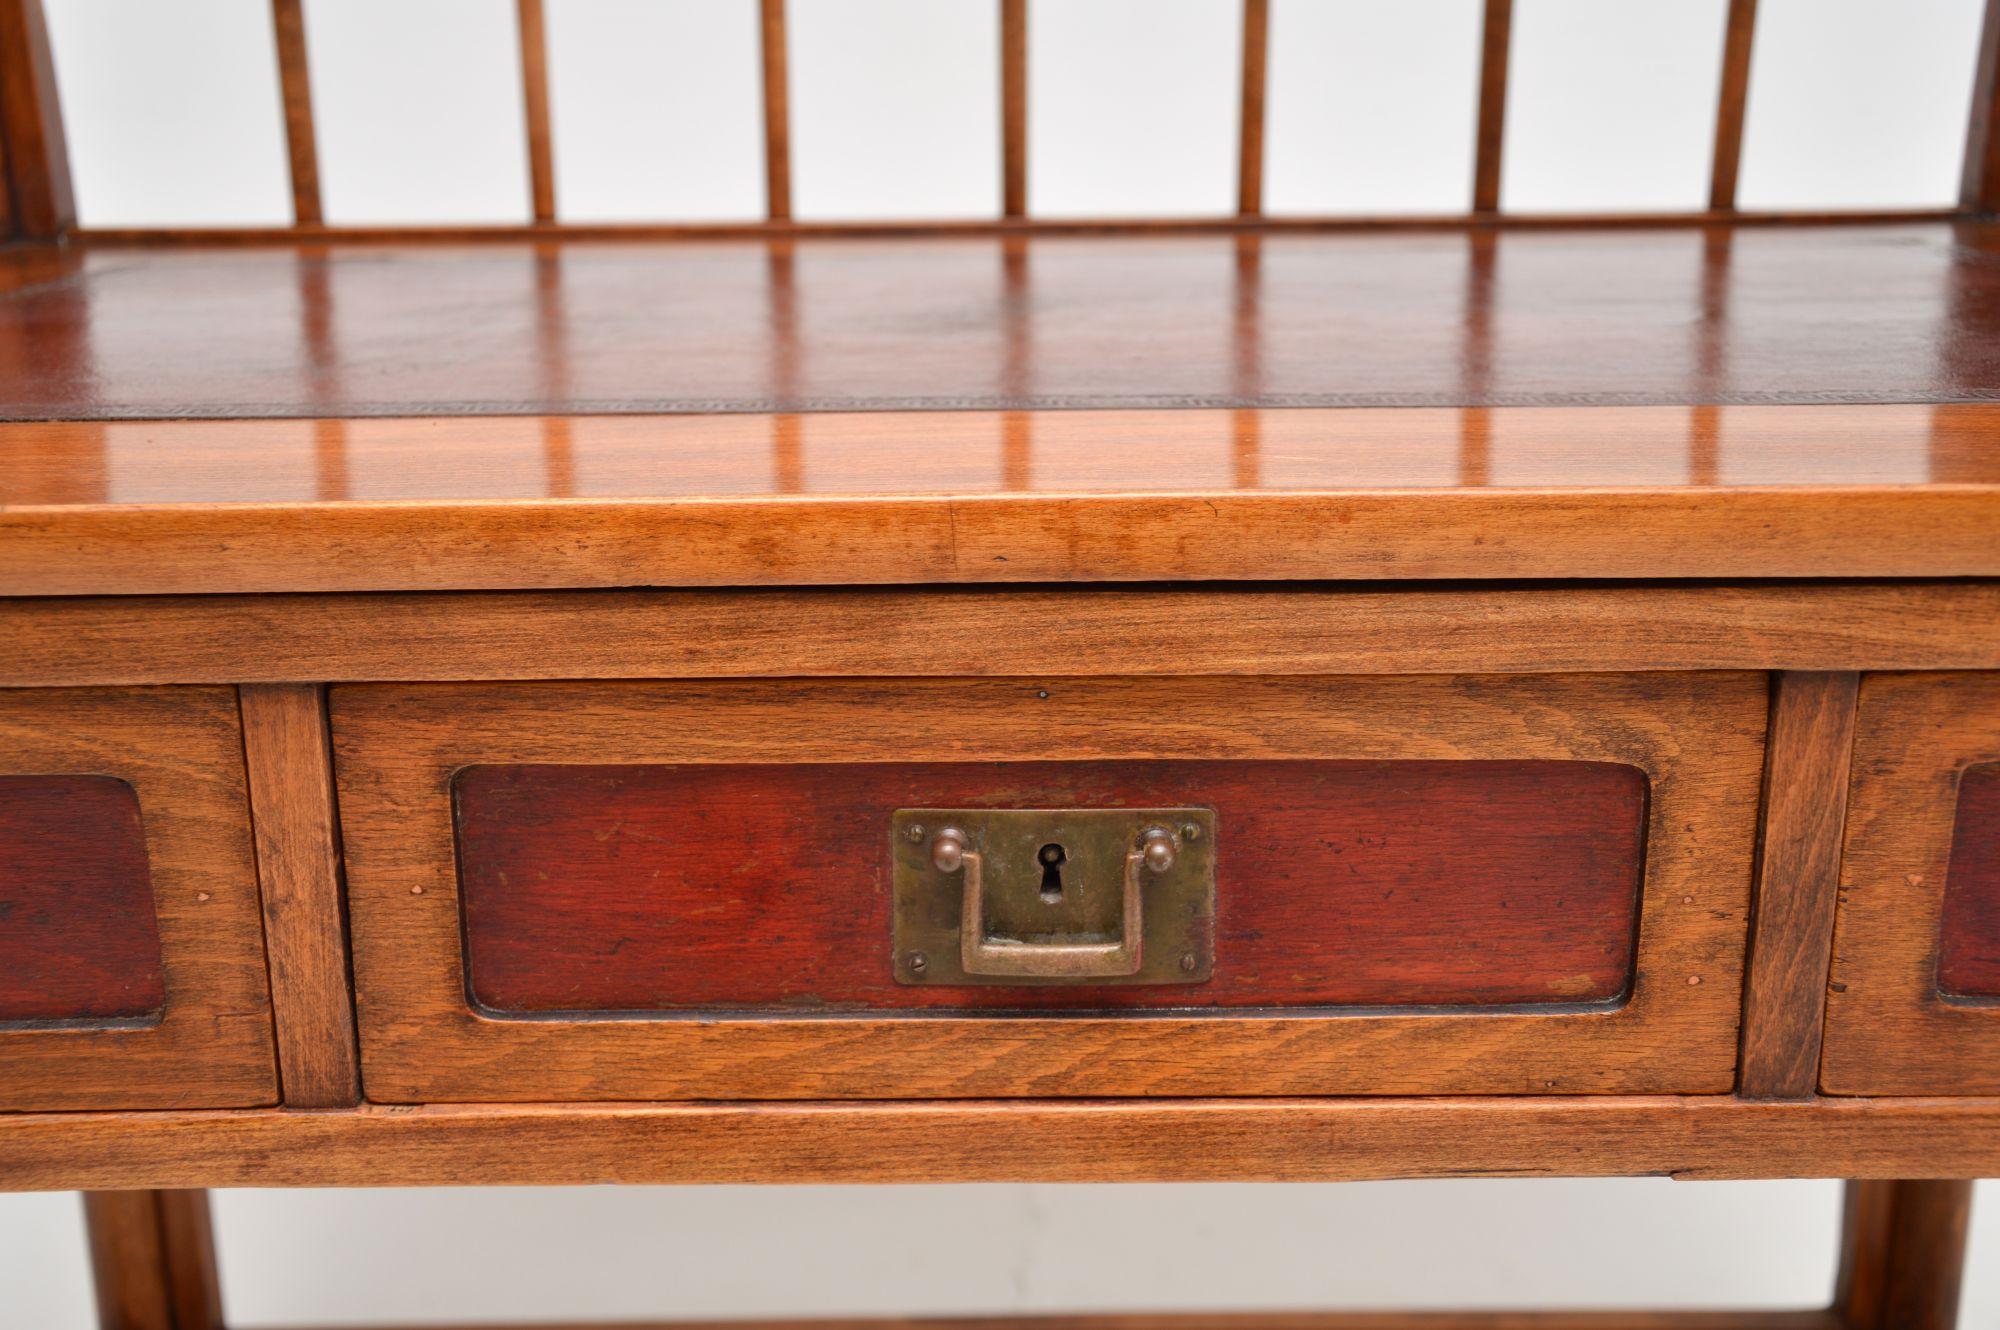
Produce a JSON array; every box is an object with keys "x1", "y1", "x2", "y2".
[
  {"x1": 1938, "y1": 763, "x2": 2000, "y2": 998},
  {"x1": 455, "y1": 760, "x2": 1647, "y2": 1014},
  {"x1": 0, "y1": 775, "x2": 165, "y2": 1022}
]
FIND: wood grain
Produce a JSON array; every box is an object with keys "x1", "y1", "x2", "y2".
[
  {"x1": 11, "y1": 1097, "x2": 2000, "y2": 1191},
  {"x1": 334, "y1": 673, "x2": 1762, "y2": 1102},
  {"x1": 10, "y1": 404, "x2": 1997, "y2": 502},
  {"x1": 1708, "y1": 0, "x2": 1757, "y2": 212},
  {"x1": 516, "y1": 0, "x2": 556, "y2": 224},
  {"x1": 0, "y1": 0, "x2": 71, "y2": 239},
  {"x1": 1836, "y1": 1180, "x2": 1974, "y2": 1330},
  {"x1": 240, "y1": 683, "x2": 360, "y2": 1107},
  {"x1": 1737, "y1": 672, "x2": 1856, "y2": 1098},
  {"x1": 0, "y1": 688, "x2": 277, "y2": 1111},
  {"x1": 1472, "y1": 0, "x2": 1512, "y2": 214},
  {"x1": 83, "y1": 1190, "x2": 221, "y2": 1330},
  {"x1": 456, "y1": 758, "x2": 1644, "y2": 1013},
  {"x1": 1936, "y1": 763, "x2": 2000, "y2": 996},
  {"x1": 1237, "y1": 0, "x2": 1268, "y2": 217},
  {"x1": 1, "y1": 225, "x2": 1996, "y2": 419},
  {"x1": 4, "y1": 583, "x2": 1998, "y2": 688},
  {"x1": 5, "y1": 487, "x2": 1996, "y2": 596},
  {"x1": 1823, "y1": 673, "x2": 2000, "y2": 1094},
  {"x1": 269, "y1": 0, "x2": 321, "y2": 226},
  {"x1": 0, "y1": 775, "x2": 164, "y2": 1022}
]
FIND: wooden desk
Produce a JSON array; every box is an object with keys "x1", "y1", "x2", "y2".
[{"x1": 4, "y1": 0, "x2": 2000, "y2": 1325}]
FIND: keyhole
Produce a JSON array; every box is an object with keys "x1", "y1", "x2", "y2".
[{"x1": 1037, "y1": 843, "x2": 1067, "y2": 903}]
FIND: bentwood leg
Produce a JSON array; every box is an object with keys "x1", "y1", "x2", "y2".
[
  {"x1": 1833, "y1": 1179, "x2": 1975, "y2": 1330},
  {"x1": 82, "y1": 1190, "x2": 222, "y2": 1330}
]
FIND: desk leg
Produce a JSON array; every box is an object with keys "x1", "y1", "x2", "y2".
[
  {"x1": 1834, "y1": 1179, "x2": 1975, "y2": 1330},
  {"x1": 82, "y1": 1190, "x2": 222, "y2": 1330}
]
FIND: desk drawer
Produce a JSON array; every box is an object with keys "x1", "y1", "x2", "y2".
[
  {"x1": 334, "y1": 674, "x2": 1764, "y2": 1101},
  {"x1": 1824, "y1": 673, "x2": 2000, "y2": 1094},
  {"x1": 0, "y1": 688, "x2": 277, "y2": 1110}
]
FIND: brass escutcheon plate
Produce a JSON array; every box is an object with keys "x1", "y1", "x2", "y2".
[{"x1": 891, "y1": 808, "x2": 1215, "y2": 987}]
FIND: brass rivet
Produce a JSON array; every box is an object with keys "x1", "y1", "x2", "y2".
[
  {"x1": 411, "y1": 885, "x2": 425, "y2": 895},
  {"x1": 196, "y1": 892, "x2": 211, "y2": 903}
]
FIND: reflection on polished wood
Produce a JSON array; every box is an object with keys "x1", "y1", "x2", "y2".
[
  {"x1": 4, "y1": 405, "x2": 1996, "y2": 506},
  {"x1": 2, "y1": 403, "x2": 1995, "y2": 593},
  {"x1": 2, "y1": 223, "x2": 1998, "y2": 420}
]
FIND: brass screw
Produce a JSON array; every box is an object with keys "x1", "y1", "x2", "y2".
[
  {"x1": 905, "y1": 824, "x2": 926, "y2": 843},
  {"x1": 1180, "y1": 952, "x2": 1197, "y2": 973},
  {"x1": 1181, "y1": 823, "x2": 1201, "y2": 841},
  {"x1": 908, "y1": 952, "x2": 929, "y2": 973}
]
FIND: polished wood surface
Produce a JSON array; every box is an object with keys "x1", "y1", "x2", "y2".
[
  {"x1": 1936, "y1": 762, "x2": 2000, "y2": 997},
  {"x1": 240, "y1": 683, "x2": 360, "y2": 1107},
  {"x1": 0, "y1": 0, "x2": 70, "y2": 239},
  {"x1": 1736, "y1": 673, "x2": 1857, "y2": 1099},
  {"x1": 1823, "y1": 673, "x2": 2000, "y2": 1094},
  {"x1": 1708, "y1": 0, "x2": 1758, "y2": 212},
  {"x1": 12, "y1": 1096, "x2": 2000, "y2": 1191},
  {"x1": 336, "y1": 674, "x2": 1759, "y2": 1102},
  {"x1": 83, "y1": 1190, "x2": 222, "y2": 1330},
  {"x1": 2, "y1": 225, "x2": 1998, "y2": 419},
  {"x1": 1968, "y1": 0, "x2": 2000, "y2": 213},
  {"x1": 4, "y1": 403, "x2": 1996, "y2": 594},
  {"x1": 8, "y1": 404, "x2": 1996, "y2": 503},
  {"x1": 457, "y1": 758, "x2": 1644, "y2": 1013},
  {"x1": 1836, "y1": 1180, "x2": 1975, "y2": 1330},
  {"x1": 269, "y1": 0, "x2": 320, "y2": 227},
  {"x1": 5, "y1": 583, "x2": 1998, "y2": 688},
  {"x1": 0, "y1": 774, "x2": 162, "y2": 1022},
  {"x1": 0, "y1": 688, "x2": 276, "y2": 1110}
]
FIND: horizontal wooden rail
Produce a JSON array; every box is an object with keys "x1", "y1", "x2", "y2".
[
  {"x1": 3, "y1": 583, "x2": 1999, "y2": 687},
  {"x1": 66, "y1": 206, "x2": 1974, "y2": 249},
  {"x1": 9, "y1": 1096, "x2": 2000, "y2": 1191}
]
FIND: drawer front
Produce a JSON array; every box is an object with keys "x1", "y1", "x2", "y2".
[
  {"x1": 1824, "y1": 673, "x2": 2000, "y2": 1094},
  {"x1": 335, "y1": 674, "x2": 1764, "y2": 1102},
  {"x1": 0, "y1": 688, "x2": 277, "y2": 1110},
  {"x1": 456, "y1": 760, "x2": 1646, "y2": 1013}
]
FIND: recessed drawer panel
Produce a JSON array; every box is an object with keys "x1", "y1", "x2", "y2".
[
  {"x1": 455, "y1": 760, "x2": 1646, "y2": 1015},
  {"x1": 1824, "y1": 674, "x2": 2000, "y2": 1094},
  {"x1": 0, "y1": 688, "x2": 277, "y2": 1111},
  {"x1": 0, "y1": 776, "x2": 164, "y2": 1023},
  {"x1": 335, "y1": 674, "x2": 1763, "y2": 1102}
]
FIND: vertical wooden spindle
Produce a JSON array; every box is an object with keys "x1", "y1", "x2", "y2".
[
  {"x1": 1237, "y1": 0, "x2": 1269, "y2": 216},
  {"x1": 1708, "y1": 0, "x2": 1758, "y2": 211},
  {"x1": 761, "y1": 0, "x2": 793, "y2": 221},
  {"x1": 270, "y1": 0, "x2": 321, "y2": 225},
  {"x1": 0, "y1": 0, "x2": 74, "y2": 239},
  {"x1": 1966, "y1": 0, "x2": 2000, "y2": 214},
  {"x1": 517, "y1": 0, "x2": 556, "y2": 223},
  {"x1": 1001, "y1": 0, "x2": 1028, "y2": 218},
  {"x1": 1472, "y1": 0, "x2": 1513, "y2": 215}
]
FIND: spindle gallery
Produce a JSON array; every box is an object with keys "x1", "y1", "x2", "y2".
[{"x1": 2, "y1": 1, "x2": 1999, "y2": 1327}]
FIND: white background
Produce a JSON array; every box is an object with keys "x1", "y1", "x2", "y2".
[{"x1": 6, "y1": 0, "x2": 2000, "y2": 1324}]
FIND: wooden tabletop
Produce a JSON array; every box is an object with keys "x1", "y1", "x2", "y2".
[
  {"x1": 1, "y1": 222, "x2": 1996, "y2": 594},
  {"x1": 4, "y1": 221, "x2": 1998, "y2": 419}
]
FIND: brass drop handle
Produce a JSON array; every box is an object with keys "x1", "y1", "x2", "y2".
[{"x1": 933, "y1": 826, "x2": 1176, "y2": 979}]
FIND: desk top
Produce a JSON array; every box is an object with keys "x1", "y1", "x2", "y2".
[{"x1": 1, "y1": 222, "x2": 1996, "y2": 594}]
